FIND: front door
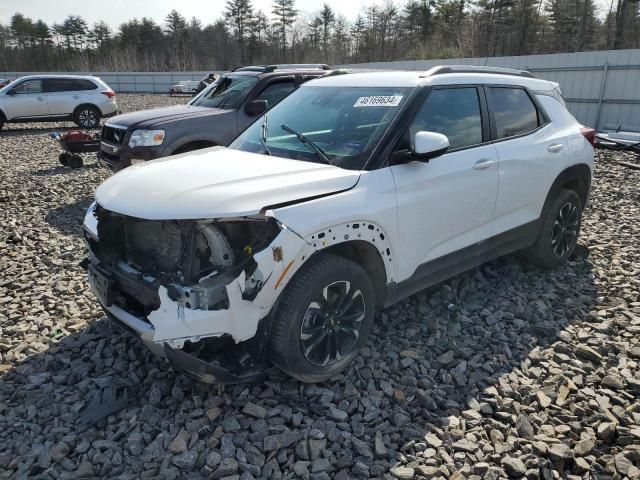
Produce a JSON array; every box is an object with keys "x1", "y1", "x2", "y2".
[
  {"x1": 390, "y1": 86, "x2": 499, "y2": 282},
  {"x1": 2, "y1": 79, "x2": 49, "y2": 119}
]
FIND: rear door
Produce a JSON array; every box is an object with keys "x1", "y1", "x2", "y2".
[
  {"x1": 486, "y1": 86, "x2": 568, "y2": 236},
  {"x1": 390, "y1": 86, "x2": 499, "y2": 282},
  {"x1": 43, "y1": 78, "x2": 78, "y2": 116},
  {"x1": 2, "y1": 79, "x2": 48, "y2": 119}
]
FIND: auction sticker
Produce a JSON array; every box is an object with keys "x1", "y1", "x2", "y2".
[{"x1": 354, "y1": 95, "x2": 403, "y2": 107}]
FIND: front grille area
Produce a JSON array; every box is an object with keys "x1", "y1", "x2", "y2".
[{"x1": 102, "y1": 125, "x2": 127, "y2": 145}]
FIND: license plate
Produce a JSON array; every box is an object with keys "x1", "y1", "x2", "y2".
[
  {"x1": 130, "y1": 159, "x2": 145, "y2": 165},
  {"x1": 89, "y1": 267, "x2": 113, "y2": 307}
]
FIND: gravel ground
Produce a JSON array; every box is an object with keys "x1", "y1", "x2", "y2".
[{"x1": 1, "y1": 94, "x2": 639, "y2": 480}]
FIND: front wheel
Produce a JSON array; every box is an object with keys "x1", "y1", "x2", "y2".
[
  {"x1": 523, "y1": 188, "x2": 583, "y2": 268},
  {"x1": 74, "y1": 106, "x2": 101, "y2": 128},
  {"x1": 268, "y1": 253, "x2": 375, "y2": 383}
]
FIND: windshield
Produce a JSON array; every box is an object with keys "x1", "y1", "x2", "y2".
[
  {"x1": 190, "y1": 74, "x2": 258, "y2": 109},
  {"x1": 229, "y1": 85, "x2": 413, "y2": 170}
]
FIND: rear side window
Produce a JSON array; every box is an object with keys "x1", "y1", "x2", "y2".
[
  {"x1": 488, "y1": 87, "x2": 539, "y2": 139},
  {"x1": 45, "y1": 79, "x2": 76, "y2": 92},
  {"x1": 74, "y1": 79, "x2": 98, "y2": 91},
  {"x1": 409, "y1": 87, "x2": 483, "y2": 150},
  {"x1": 45, "y1": 79, "x2": 98, "y2": 92}
]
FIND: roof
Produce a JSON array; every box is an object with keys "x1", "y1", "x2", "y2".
[{"x1": 304, "y1": 66, "x2": 558, "y2": 91}]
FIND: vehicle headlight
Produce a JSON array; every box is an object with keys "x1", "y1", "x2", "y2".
[{"x1": 128, "y1": 129, "x2": 165, "y2": 148}]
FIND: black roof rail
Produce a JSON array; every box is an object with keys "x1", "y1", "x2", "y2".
[{"x1": 426, "y1": 65, "x2": 535, "y2": 78}]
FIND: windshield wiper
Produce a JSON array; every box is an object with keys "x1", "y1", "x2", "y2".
[
  {"x1": 280, "y1": 124, "x2": 331, "y2": 165},
  {"x1": 260, "y1": 115, "x2": 271, "y2": 156}
]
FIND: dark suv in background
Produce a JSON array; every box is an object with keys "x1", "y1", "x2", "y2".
[{"x1": 98, "y1": 64, "x2": 333, "y2": 171}]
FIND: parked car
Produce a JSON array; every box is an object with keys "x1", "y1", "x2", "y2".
[
  {"x1": 97, "y1": 64, "x2": 332, "y2": 171},
  {"x1": 83, "y1": 66, "x2": 594, "y2": 384},
  {"x1": 169, "y1": 80, "x2": 199, "y2": 96},
  {"x1": 0, "y1": 75, "x2": 117, "y2": 131}
]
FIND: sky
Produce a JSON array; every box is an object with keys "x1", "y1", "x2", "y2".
[{"x1": 0, "y1": 0, "x2": 376, "y2": 29}]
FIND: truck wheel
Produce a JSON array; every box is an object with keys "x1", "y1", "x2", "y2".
[
  {"x1": 268, "y1": 253, "x2": 375, "y2": 383},
  {"x1": 74, "y1": 106, "x2": 100, "y2": 128},
  {"x1": 523, "y1": 188, "x2": 583, "y2": 268},
  {"x1": 69, "y1": 155, "x2": 83, "y2": 169},
  {"x1": 59, "y1": 152, "x2": 71, "y2": 166}
]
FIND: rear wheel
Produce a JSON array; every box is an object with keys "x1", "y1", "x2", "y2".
[
  {"x1": 69, "y1": 154, "x2": 83, "y2": 169},
  {"x1": 59, "y1": 152, "x2": 71, "y2": 166},
  {"x1": 268, "y1": 253, "x2": 375, "y2": 383},
  {"x1": 523, "y1": 188, "x2": 582, "y2": 268},
  {"x1": 74, "y1": 106, "x2": 101, "y2": 128}
]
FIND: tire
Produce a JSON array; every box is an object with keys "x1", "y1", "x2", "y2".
[
  {"x1": 523, "y1": 188, "x2": 583, "y2": 268},
  {"x1": 73, "y1": 106, "x2": 101, "y2": 128},
  {"x1": 69, "y1": 154, "x2": 83, "y2": 169},
  {"x1": 268, "y1": 253, "x2": 376, "y2": 383},
  {"x1": 59, "y1": 152, "x2": 71, "y2": 166}
]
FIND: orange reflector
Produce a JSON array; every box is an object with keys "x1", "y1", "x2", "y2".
[{"x1": 274, "y1": 260, "x2": 295, "y2": 290}]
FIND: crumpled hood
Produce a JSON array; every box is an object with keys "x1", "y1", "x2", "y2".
[
  {"x1": 95, "y1": 147, "x2": 360, "y2": 219},
  {"x1": 106, "y1": 105, "x2": 229, "y2": 129}
]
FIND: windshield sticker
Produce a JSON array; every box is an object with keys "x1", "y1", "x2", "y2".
[{"x1": 354, "y1": 96, "x2": 403, "y2": 107}]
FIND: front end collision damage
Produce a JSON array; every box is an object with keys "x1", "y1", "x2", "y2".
[
  {"x1": 83, "y1": 201, "x2": 312, "y2": 383},
  {"x1": 83, "y1": 197, "x2": 396, "y2": 384}
]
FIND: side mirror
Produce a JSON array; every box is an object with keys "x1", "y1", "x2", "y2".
[
  {"x1": 413, "y1": 131, "x2": 449, "y2": 159},
  {"x1": 245, "y1": 99, "x2": 268, "y2": 116},
  {"x1": 6, "y1": 88, "x2": 16, "y2": 96}
]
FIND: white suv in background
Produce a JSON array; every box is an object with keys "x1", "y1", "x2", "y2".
[
  {"x1": 0, "y1": 75, "x2": 117, "y2": 130},
  {"x1": 83, "y1": 66, "x2": 594, "y2": 384}
]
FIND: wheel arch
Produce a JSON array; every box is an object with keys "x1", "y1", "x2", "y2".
[
  {"x1": 314, "y1": 240, "x2": 388, "y2": 308},
  {"x1": 544, "y1": 163, "x2": 592, "y2": 211},
  {"x1": 0, "y1": 108, "x2": 6, "y2": 121},
  {"x1": 73, "y1": 103, "x2": 102, "y2": 117},
  {"x1": 298, "y1": 221, "x2": 395, "y2": 308}
]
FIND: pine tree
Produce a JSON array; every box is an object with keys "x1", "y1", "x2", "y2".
[
  {"x1": 272, "y1": 0, "x2": 297, "y2": 58},
  {"x1": 225, "y1": 0, "x2": 254, "y2": 63}
]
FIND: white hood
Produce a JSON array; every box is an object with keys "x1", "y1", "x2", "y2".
[{"x1": 95, "y1": 147, "x2": 360, "y2": 220}]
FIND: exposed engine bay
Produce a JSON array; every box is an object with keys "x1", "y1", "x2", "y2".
[
  {"x1": 87, "y1": 204, "x2": 281, "y2": 314},
  {"x1": 83, "y1": 203, "x2": 310, "y2": 383}
]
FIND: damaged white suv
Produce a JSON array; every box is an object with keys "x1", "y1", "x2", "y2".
[{"x1": 83, "y1": 66, "x2": 594, "y2": 383}]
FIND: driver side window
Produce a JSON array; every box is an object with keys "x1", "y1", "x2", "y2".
[
  {"x1": 407, "y1": 87, "x2": 483, "y2": 151},
  {"x1": 14, "y1": 80, "x2": 43, "y2": 94},
  {"x1": 253, "y1": 81, "x2": 295, "y2": 109}
]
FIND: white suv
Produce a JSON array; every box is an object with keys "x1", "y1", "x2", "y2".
[
  {"x1": 83, "y1": 66, "x2": 594, "y2": 384},
  {"x1": 0, "y1": 75, "x2": 117, "y2": 130}
]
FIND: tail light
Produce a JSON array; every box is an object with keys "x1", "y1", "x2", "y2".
[
  {"x1": 580, "y1": 127, "x2": 595, "y2": 147},
  {"x1": 101, "y1": 90, "x2": 116, "y2": 99}
]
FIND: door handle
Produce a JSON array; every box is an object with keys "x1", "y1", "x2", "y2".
[
  {"x1": 37, "y1": 96, "x2": 44, "y2": 101},
  {"x1": 548, "y1": 143, "x2": 564, "y2": 153},
  {"x1": 73, "y1": 95, "x2": 80, "y2": 99},
  {"x1": 473, "y1": 159, "x2": 494, "y2": 170}
]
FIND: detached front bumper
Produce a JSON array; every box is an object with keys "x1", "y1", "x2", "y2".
[
  {"x1": 92, "y1": 268, "x2": 270, "y2": 384},
  {"x1": 83, "y1": 206, "x2": 311, "y2": 384}
]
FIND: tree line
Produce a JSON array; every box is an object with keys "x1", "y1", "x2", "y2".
[{"x1": 0, "y1": 0, "x2": 638, "y2": 72}]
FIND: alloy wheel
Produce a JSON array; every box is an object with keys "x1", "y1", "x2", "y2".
[
  {"x1": 300, "y1": 281, "x2": 366, "y2": 367},
  {"x1": 79, "y1": 109, "x2": 98, "y2": 127},
  {"x1": 551, "y1": 201, "x2": 579, "y2": 257}
]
